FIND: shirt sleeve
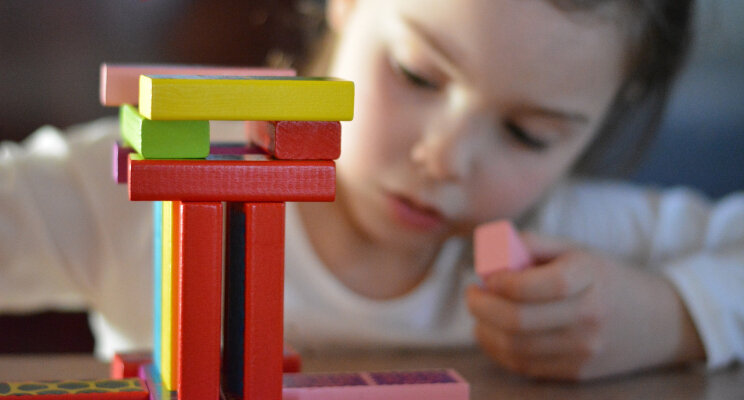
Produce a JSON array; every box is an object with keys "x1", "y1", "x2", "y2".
[
  {"x1": 0, "y1": 118, "x2": 151, "y2": 313},
  {"x1": 531, "y1": 179, "x2": 744, "y2": 369}
]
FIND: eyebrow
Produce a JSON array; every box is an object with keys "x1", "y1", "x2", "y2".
[{"x1": 400, "y1": 15, "x2": 464, "y2": 78}]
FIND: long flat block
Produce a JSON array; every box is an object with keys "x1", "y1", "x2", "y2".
[
  {"x1": 223, "y1": 203, "x2": 285, "y2": 400},
  {"x1": 246, "y1": 121, "x2": 341, "y2": 160},
  {"x1": 128, "y1": 156, "x2": 335, "y2": 202},
  {"x1": 100, "y1": 63, "x2": 295, "y2": 106},
  {"x1": 177, "y1": 202, "x2": 223, "y2": 400},
  {"x1": 138, "y1": 76, "x2": 354, "y2": 121},
  {"x1": 0, "y1": 378, "x2": 148, "y2": 399},
  {"x1": 119, "y1": 105, "x2": 209, "y2": 159},
  {"x1": 281, "y1": 369, "x2": 469, "y2": 400}
]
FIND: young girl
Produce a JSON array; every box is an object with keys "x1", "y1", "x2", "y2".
[{"x1": 1, "y1": 0, "x2": 742, "y2": 381}]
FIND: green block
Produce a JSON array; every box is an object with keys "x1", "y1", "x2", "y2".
[{"x1": 119, "y1": 104, "x2": 209, "y2": 159}]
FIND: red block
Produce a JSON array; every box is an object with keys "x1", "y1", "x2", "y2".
[
  {"x1": 246, "y1": 121, "x2": 341, "y2": 160},
  {"x1": 243, "y1": 203, "x2": 285, "y2": 400},
  {"x1": 177, "y1": 202, "x2": 223, "y2": 400},
  {"x1": 128, "y1": 156, "x2": 335, "y2": 202},
  {"x1": 110, "y1": 351, "x2": 152, "y2": 379},
  {"x1": 283, "y1": 343, "x2": 302, "y2": 373}
]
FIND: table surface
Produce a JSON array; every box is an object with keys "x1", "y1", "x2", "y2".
[{"x1": 1, "y1": 349, "x2": 742, "y2": 399}]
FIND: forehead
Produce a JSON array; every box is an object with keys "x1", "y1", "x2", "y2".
[{"x1": 391, "y1": 0, "x2": 628, "y2": 113}]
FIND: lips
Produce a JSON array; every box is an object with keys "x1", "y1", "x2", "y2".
[{"x1": 387, "y1": 192, "x2": 445, "y2": 231}]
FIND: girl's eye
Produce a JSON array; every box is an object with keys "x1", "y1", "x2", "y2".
[
  {"x1": 504, "y1": 121, "x2": 549, "y2": 151},
  {"x1": 394, "y1": 61, "x2": 440, "y2": 90}
]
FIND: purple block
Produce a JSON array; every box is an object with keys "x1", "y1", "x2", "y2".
[
  {"x1": 209, "y1": 142, "x2": 268, "y2": 156},
  {"x1": 113, "y1": 141, "x2": 134, "y2": 184},
  {"x1": 282, "y1": 369, "x2": 469, "y2": 400},
  {"x1": 139, "y1": 364, "x2": 176, "y2": 400}
]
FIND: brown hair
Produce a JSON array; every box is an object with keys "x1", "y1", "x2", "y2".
[
  {"x1": 288, "y1": 0, "x2": 694, "y2": 177},
  {"x1": 557, "y1": 0, "x2": 695, "y2": 177}
]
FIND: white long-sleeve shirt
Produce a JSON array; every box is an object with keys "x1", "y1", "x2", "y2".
[{"x1": 1, "y1": 118, "x2": 742, "y2": 369}]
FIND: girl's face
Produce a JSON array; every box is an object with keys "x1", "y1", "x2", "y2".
[{"x1": 328, "y1": 0, "x2": 628, "y2": 252}]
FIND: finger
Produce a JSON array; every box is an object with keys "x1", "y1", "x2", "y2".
[
  {"x1": 466, "y1": 285, "x2": 583, "y2": 332},
  {"x1": 520, "y1": 231, "x2": 576, "y2": 263},
  {"x1": 484, "y1": 251, "x2": 593, "y2": 302},
  {"x1": 474, "y1": 325, "x2": 589, "y2": 381},
  {"x1": 473, "y1": 321, "x2": 601, "y2": 358}
]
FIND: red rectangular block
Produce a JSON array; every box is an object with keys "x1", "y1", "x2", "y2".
[
  {"x1": 283, "y1": 343, "x2": 302, "y2": 373},
  {"x1": 111, "y1": 351, "x2": 152, "y2": 379},
  {"x1": 177, "y1": 202, "x2": 223, "y2": 400},
  {"x1": 246, "y1": 121, "x2": 341, "y2": 160},
  {"x1": 99, "y1": 63, "x2": 295, "y2": 106},
  {"x1": 128, "y1": 156, "x2": 335, "y2": 202},
  {"x1": 222, "y1": 203, "x2": 286, "y2": 400},
  {"x1": 243, "y1": 203, "x2": 285, "y2": 400}
]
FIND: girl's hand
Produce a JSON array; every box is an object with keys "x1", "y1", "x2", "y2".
[{"x1": 466, "y1": 232, "x2": 705, "y2": 381}]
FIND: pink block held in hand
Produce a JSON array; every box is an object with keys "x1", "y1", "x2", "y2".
[{"x1": 474, "y1": 220, "x2": 533, "y2": 280}]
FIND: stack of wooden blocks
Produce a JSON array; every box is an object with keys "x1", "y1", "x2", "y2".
[{"x1": 0, "y1": 64, "x2": 469, "y2": 400}]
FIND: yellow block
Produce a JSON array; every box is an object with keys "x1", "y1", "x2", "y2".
[
  {"x1": 139, "y1": 75, "x2": 354, "y2": 121},
  {"x1": 161, "y1": 201, "x2": 179, "y2": 390}
]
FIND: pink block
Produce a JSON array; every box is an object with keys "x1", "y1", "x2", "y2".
[
  {"x1": 282, "y1": 369, "x2": 469, "y2": 400},
  {"x1": 474, "y1": 220, "x2": 533, "y2": 279},
  {"x1": 99, "y1": 63, "x2": 296, "y2": 106}
]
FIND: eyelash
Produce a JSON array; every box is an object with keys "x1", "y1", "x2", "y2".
[
  {"x1": 504, "y1": 121, "x2": 548, "y2": 151},
  {"x1": 394, "y1": 61, "x2": 440, "y2": 90}
]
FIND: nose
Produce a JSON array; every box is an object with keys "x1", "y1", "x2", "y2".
[{"x1": 410, "y1": 107, "x2": 490, "y2": 182}]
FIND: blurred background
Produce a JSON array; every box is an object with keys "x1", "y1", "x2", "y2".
[{"x1": 0, "y1": 0, "x2": 742, "y2": 354}]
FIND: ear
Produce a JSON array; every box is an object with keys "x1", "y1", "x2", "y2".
[{"x1": 326, "y1": 0, "x2": 357, "y2": 33}]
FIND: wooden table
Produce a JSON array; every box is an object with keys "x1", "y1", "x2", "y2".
[{"x1": 1, "y1": 349, "x2": 742, "y2": 399}]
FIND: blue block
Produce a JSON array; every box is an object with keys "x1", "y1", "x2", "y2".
[{"x1": 152, "y1": 202, "x2": 163, "y2": 373}]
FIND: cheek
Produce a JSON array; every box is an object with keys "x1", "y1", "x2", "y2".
[
  {"x1": 337, "y1": 53, "x2": 419, "y2": 177},
  {"x1": 466, "y1": 155, "x2": 570, "y2": 222}
]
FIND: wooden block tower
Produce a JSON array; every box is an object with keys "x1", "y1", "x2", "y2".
[{"x1": 106, "y1": 64, "x2": 353, "y2": 400}]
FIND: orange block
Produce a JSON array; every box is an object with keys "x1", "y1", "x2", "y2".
[{"x1": 177, "y1": 202, "x2": 223, "y2": 400}]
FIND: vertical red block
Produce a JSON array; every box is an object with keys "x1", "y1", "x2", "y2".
[
  {"x1": 244, "y1": 202, "x2": 286, "y2": 400},
  {"x1": 177, "y1": 202, "x2": 223, "y2": 400}
]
